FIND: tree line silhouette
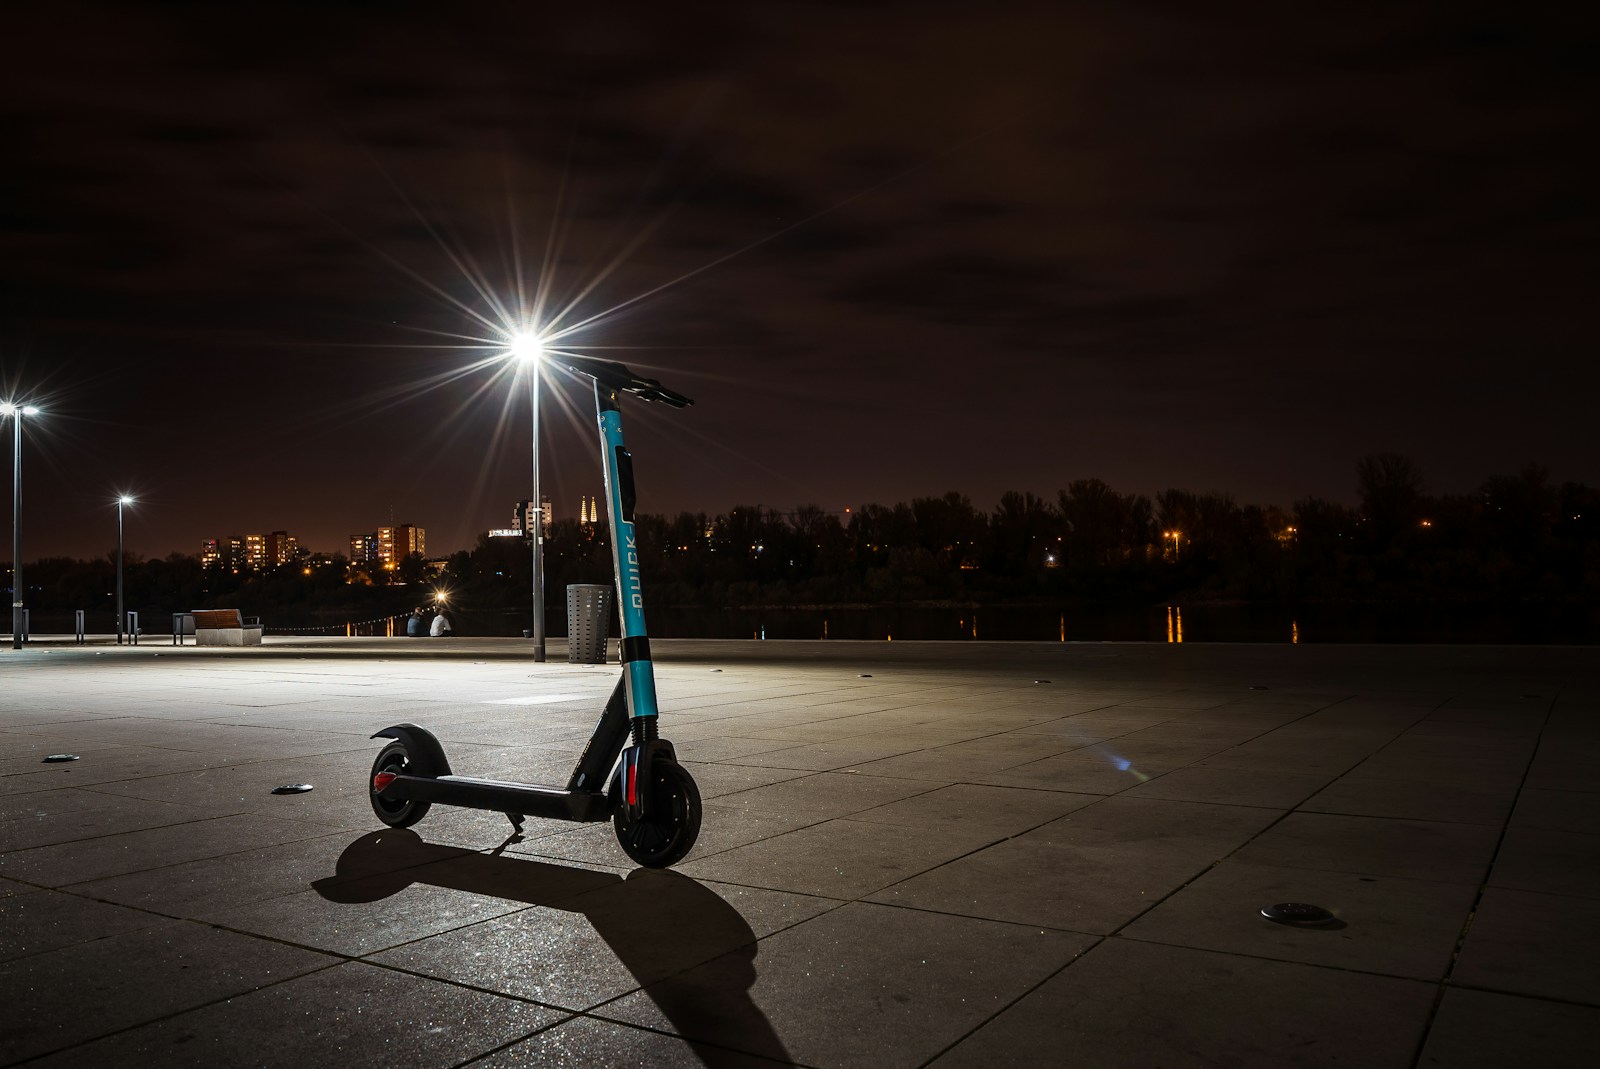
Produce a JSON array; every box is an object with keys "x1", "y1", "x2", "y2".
[{"x1": 12, "y1": 454, "x2": 1598, "y2": 629}]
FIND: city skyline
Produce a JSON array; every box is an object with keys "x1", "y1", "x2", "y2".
[{"x1": 2, "y1": 3, "x2": 1593, "y2": 563}]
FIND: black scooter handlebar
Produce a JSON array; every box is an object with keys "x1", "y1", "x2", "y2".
[{"x1": 558, "y1": 354, "x2": 694, "y2": 408}]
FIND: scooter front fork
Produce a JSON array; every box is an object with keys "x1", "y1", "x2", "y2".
[{"x1": 618, "y1": 719, "x2": 675, "y2": 823}]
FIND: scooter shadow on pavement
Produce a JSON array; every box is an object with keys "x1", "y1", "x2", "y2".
[{"x1": 312, "y1": 830, "x2": 792, "y2": 1068}]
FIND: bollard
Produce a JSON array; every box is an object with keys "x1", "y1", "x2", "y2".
[
  {"x1": 75, "y1": 609, "x2": 85, "y2": 645},
  {"x1": 21, "y1": 608, "x2": 28, "y2": 643},
  {"x1": 127, "y1": 611, "x2": 139, "y2": 646}
]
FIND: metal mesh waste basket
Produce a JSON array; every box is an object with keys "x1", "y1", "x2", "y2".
[{"x1": 567, "y1": 584, "x2": 612, "y2": 664}]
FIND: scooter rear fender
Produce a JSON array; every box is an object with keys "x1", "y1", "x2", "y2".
[{"x1": 370, "y1": 723, "x2": 453, "y2": 778}]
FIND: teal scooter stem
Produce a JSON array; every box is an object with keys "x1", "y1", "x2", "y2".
[{"x1": 365, "y1": 356, "x2": 701, "y2": 868}]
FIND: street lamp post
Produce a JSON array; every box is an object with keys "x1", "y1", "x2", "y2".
[
  {"x1": 511, "y1": 332, "x2": 546, "y2": 662},
  {"x1": 2, "y1": 402, "x2": 41, "y2": 650},
  {"x1": 116, "y1": 496, "x2": 133, "y2": 644}
]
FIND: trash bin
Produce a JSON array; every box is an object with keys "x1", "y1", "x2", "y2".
[{"x1": 567, "y1": 584, "x2": 612, "y2": 664}]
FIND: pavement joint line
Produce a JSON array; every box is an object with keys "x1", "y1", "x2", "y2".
[
  {"x1": 3, "y1": 816, "x2": 341, "y2": 883},
  {"x1": 442, "y1": 1013, "x2": 580, "y2": 1069},
  {"x1": 1409, "y1": 686, "x2": 1564, "y2": 1069},
  {"x1": 913, "y1": 935, "x2": 1108, "y2": 1068},
  {"x1": 1290, "y1": 806, "x2": 1514, "y2": 829},
  {"x1": 0, "y1": 954, "x2": 352, "y2": 1068},
  {"x1": 1, "y1": 809, "x2": 273, "y2": 855},
  {"x1": 1438, "y1": 978, "x2": 1600, "y2": 1012},
  {"x1": 1108, "y1": 931, "x2": 1451, "y2": 984},
  {"x1": 566, "y1": 1008, "x2": 823, "y2": 1069}
]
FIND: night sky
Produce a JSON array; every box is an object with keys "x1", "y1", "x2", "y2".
[{"x1": 2, "y1": 1, "x2": 1594, "y2": 562}]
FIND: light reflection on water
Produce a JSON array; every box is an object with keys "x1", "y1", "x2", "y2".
[{"x1": 637, "y1": 603, "x2": 1600, "y2": 644}]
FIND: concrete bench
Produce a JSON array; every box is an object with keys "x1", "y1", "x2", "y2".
[{"x1": 191, "y1": 608, "x2": 264, "y2": 647}]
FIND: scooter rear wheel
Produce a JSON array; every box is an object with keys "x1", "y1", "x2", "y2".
[
  {"x1": 614, "y1": 761, "x2": 701, "y2": 868},
  {"x1": 369, "y1": 740, "x2": 432, "y2": 829}
]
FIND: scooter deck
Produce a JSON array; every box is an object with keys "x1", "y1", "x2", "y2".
[{"x1": 379, "y1": 773, "x2": 610, "y2": 822}]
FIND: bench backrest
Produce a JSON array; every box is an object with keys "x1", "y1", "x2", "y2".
[{"x1": 191, "y1": 609, "x2": 245, "y2": 629}]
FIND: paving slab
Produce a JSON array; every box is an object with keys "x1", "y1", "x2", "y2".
[
  {"x1": 1488, "y1": 825, "x2": 1600, "y2": 899},
  {"x1": 1298, "y1": 774, "x2": 1518, "y2": 825},
  {"x1": 0, "y1": 812, "x2": 334, "y2": 886},
  {"x1": 1121, "y1": 860, "x2": 1477, "y2": 979},
  {"x1": 1452, "y1": 886, "x2": 1600, "y2": 1005},
  {"x1": 0, "y1": 921, "x2": 336, "y2": 1063},
  {"x1": 25, "y1": 961, "x2": 563, "y2": 1069},
  {"x1": 1121, "y1": 764, "x2": 1330, "y2": 808},
  {"x1": 928, "y1": 938, "x2": 1434, "y2": 1068},
  {"x1": 1508, "y1": 785, "x2": 1600, "y2": 835},
  {"x1": 0, "y1": 888, "x2": 163, "y2": 961},
  {"x1": 679, "y1": 817, "x2": 1002, "y2": 899},
  {"x1": 868, "y1": 796, "x2": 1281, "y2": 933},
  {"x1": 1229, "y1": 811, "x2": 1500, "y2": 883},
  {"x1": 1418, "y1": 987, "x2": 1600, "y2": 1068}
]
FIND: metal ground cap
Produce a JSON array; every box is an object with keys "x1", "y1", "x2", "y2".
[{"x1": 1260, "y1": 902, "x2": 1338, "y2": 926}]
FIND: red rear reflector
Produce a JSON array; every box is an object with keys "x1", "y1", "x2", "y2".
[
  {"x1": 373, "y1": 772, "x2": 398, "y2": 792},
  {"x1": 626, "y1": 764, "x2": 637, "y2": 807}
]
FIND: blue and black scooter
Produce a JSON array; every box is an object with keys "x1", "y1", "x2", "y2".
[{"x1": 365, "y1": 355, "x2": 701, "y2": 867}]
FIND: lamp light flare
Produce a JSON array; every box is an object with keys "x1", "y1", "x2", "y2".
[{"x1": 509, "y1": 331, "x2": 544, "y2": 363}]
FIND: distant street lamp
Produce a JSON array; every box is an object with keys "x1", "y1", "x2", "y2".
[
  {"x1": 510, "y1": 331, "x2": 547, "y2": 662},
  {"x1": 1, "y1": 401, "x2": 41, "y2": 649},
  {"x1": 116, "y1": 495, "x2": 134, "y2": 644},
  {"x1": 1164, "y1": 530, "x2": 1181, "y2": 562}
]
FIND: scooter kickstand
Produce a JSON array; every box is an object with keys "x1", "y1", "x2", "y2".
[{"x1": 505, "y1": 812, "x2": 525, "y2": 835}]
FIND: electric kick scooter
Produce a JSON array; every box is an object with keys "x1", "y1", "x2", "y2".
[{"x1": 365, "y1": 355, "x2": 702, "y2": 867}]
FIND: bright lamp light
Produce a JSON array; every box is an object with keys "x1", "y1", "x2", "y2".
[{"x1": 509, "y1": 332, "x2": 544, "y2": 363}]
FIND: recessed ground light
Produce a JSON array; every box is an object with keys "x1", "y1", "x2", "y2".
[
  {"x1": 43, "y1": 754, "x2": 80, "y2": 763},
  {"x1": 710, "y1": 669, "x2": 722, "y2": 673},
  {"x1": 1260, "y1": 902, "x2": 1337, "y2": 927},
  {"x1": 1248, "y1": 685, "x2": 1269, "y2": 690},
  {"x1": 859, "y1": 673, "x2": 873, "y2": 678},
  {"x1": 1034, "y1": 679, "x2": 1051, "y2": 684},
  {"x1": 271, "y1": 784, "x2": 314, "y2": 795}
]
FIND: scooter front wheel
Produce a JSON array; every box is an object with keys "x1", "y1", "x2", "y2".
[
  {"x1": 369, "y1": 741, "x2": 432, "y2": 829},
  {"x1": 614, "y1": 761, "x2": 702, "y2": 868}
]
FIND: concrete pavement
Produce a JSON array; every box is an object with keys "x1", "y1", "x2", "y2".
[{"x1": 2, "y1": 637, "x2": 1598, "y2": 1067}]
